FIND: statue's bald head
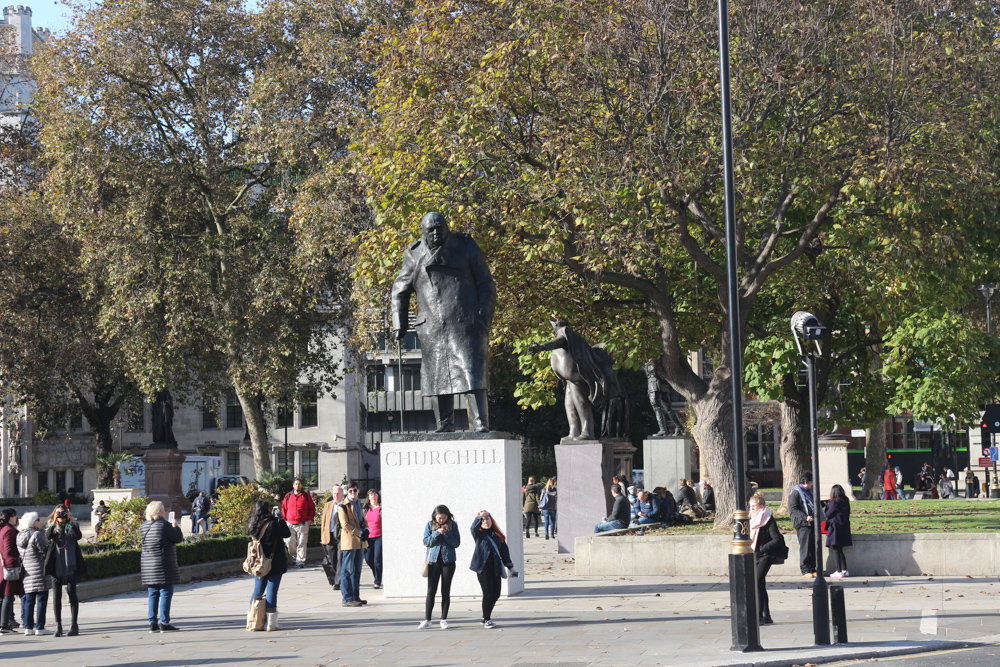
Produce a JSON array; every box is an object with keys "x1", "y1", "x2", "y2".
[{"x1": 421, "y1": 211, "x2": 450, "y2": 250}]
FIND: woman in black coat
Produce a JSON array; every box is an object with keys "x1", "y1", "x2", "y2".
[
  {"x1": 44, "y1": 506, "x2": 86, "y2": 636},
  {"x1": 469, "y1": 511, "x2": 515, "y2": 628},
  {"x1": 749, "y1": 493, "x2": 783, "y2": 625},
  {"x1": 246, "y1": 500, "x2": 292, "y2": 631},
  {"x1": 140, "y1": 500, "x2": 183, "y2": 633},
  {"x1": 825, "y1": 484, "x2": 853, "y2": 578}
]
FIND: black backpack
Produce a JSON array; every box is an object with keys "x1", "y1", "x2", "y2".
[{"x1": 660, "y1": 491, "x2": 677, "y2": 526}]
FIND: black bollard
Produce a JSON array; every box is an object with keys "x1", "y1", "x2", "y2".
[{"x1": 830, "y1": 584, "x2": 848, "y2": 644}]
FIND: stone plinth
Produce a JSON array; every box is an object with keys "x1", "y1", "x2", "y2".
[
  {"x1": 142, "y1": 448, "x2": 191, "y2": 517},
  {"x1": 554, "y1": 440, "x2": 616, "y2": 554},
  {"x1": 642, "y1": 436, "x2": 693, "y2": 490},
  {"x1": 380, "y1": 437, "x2": 523, "y2": 598},
  {"x1": 818, "y1": 435, "x2": 856, "y2": 501},
  {"x1": 92, "y1": 488, "x2": 142, "y2": 509}
]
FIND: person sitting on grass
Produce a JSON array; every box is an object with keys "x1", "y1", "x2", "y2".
[
  {"x1": 594, "y1": 485, "x2": 630, "y2": 533},
  {"x1": 633, "y1": 490, "x2": 661, "y2": 525}
]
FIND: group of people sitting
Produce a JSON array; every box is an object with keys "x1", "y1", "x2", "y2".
[{"x1": 593, "y1": 477, "x2": 717, "y2": 533}]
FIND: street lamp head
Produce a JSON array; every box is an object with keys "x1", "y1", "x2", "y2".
[
  {"x1": 791, "y1": 311, "x2": 827, "y2": 356},
  {"x1": 979, "y1": 284, "x2": 995, "y2": 300}
]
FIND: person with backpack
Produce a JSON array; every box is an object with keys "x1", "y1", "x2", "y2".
[
  {"x1": 140, "y1": 501, "x2": 182, "y2": 633},
  {"x1": 246, "y1": 500, "x2": 292, "y2": 631},
  {"x1": 539, "y1": 478, "x2": 557, "y2": 540},
  {"x1": 281, "y1": 478, "x2": 316, "y2": 569},
  {"x1": 749, "y1": 492, "x2": 785, "y2": 626}
]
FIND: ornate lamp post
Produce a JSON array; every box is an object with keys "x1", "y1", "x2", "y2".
[{"x1": 717, "y1": 0, "x2": 761, "y2": 653}]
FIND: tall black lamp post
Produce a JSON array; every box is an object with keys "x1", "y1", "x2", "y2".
[
  {"x1": 979, "y1": 284, "x2": 1000, "y2": 498},
  {"x1": 791, "y1": 311, "x2": 831, "y2": 646},
  {"x1": 717, "y1": 0, "x2": 762, "y2": 653}
]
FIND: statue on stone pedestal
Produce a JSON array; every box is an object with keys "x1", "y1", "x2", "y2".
[
  {"x1": 529, "y1": 319, "x2": 629, "y2": 441},
  {"x1": 151, "y1": 389, "x2": 177, "y2": 446},
  {"x1": 645, "y1": 362, "x2": 684, "y2": 437},
  {"x1": 390, "y1": 212, "x2": 497, "y2": 433}
]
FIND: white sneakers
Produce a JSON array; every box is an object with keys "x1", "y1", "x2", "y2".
[
  {"x1": 483, "y1": 620, "x2": 496, "y2": 629},
  {"x1": 829, "y1": 570, "x2": 849, "y2": 578},
  {"x1": 439, "y1": 620, "x2": 450, "y2": 629},
  {"x1": 417, "y1": 620, "x2": 432, "y2": 629},
  {"x1": 34, "y1": 628, "x2": 51, "y2": 635}
]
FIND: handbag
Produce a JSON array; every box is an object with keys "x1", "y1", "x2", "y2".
[
  {"x1": 246, "y1": 594, "x2": 267, "y2": 631},
  {"x1": 421, "y1": 560, "x2": 430, "y2": 577},
  {"x1": 538, "y1": 490, "x2": 550, "y2": 510},
  {"x1": 821, "y1": 521, "x2": 829, "y2": 535},
  {"x1": 243, "y1": 523, "x2": 273, "y2": 577},
  {"x1": 0, "y1": 550, "x2": 22, "y2": 581}
]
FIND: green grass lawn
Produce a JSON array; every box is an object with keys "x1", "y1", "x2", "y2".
[{"x1": 640, "y1": 499, "x2": 1000, "y2": 536}]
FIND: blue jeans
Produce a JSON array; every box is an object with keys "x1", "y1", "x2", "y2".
[
  {"x1": 21, "y1": 591, "x2": 48, "y2": 630},
  {"x1": 594, "y1": 520, "x2": 626, "y2": 533},
  {"x1": 147, "y1": 585, "x2": 174, "y2": 624},
  {"x1": 542, "y1": 510, "x2": 556, "y2": 536},
  {"x1": 251, "y1": 571, "x2": 283, "y2": 612},
  {"x1": 341, "y1": 549, "x2": 363, "y2": 602},
  {"x1": 365, "y1": 536, "x2": 383, "y2": 586},
  {"x1": 636, "y1": 516, "x2": 657, "y2": 525},
  {"x1": 192, "y1": 512, "x2": 208, "y2": 534}
]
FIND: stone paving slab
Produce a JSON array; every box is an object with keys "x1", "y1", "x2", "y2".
[{"x1": 4, "y1": 531, "x2": 1000, "y2": 666}]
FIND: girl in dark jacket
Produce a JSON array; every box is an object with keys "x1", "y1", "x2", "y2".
[
  {"x1": 45, "y1": 506, "x2": 85, "y2": 636},
  {"x1": 247, "y1": 500, "x2": 292, "y2": 631},
  {"x1": 470, "y1": 510, "x2": 515, "y2": 628},
  {"x1": 825, "y1": 484, "x2": 853, "y2": 578},
  {"x1": 0, "y1": 508, "x2": 24, "y2": 633},
  {"x1": 749, "y1": 493, "x2": 783, "y2": 625},
  {"x1": 140, "y1": 500, "x2": 183, "y2": 633}
]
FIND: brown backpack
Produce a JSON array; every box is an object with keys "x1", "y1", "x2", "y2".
[{"x1": 242, "y1": 523, "x2": 272, "y2": 577}]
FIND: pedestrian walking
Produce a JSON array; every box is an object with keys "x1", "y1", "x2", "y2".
[
  {"x1": 894, "y1": 467, "x2": 905, "y2": 500},
  {"x1": 539, "y1": 477, "x2": 557, "y2": 540},
  {"x1": 281, "y1": 478, "x2": 316, "y2": 568},
  {"x1": 246, "y1": 500, "x2": 291, "y2": 631},
  {"x1": 939, "y1": 473, "x2": 956, "y2": 499},
  {"x1": 419, "y1": 504, "x2": 460, "y2": 629},
  {"x1": 824, "y1": 484, "x2": 852, "y2": 578},
  {"x1": 0, "y1": 508, "x2": 24, "y2": 634},
  {"x1": 788, "y1": 472, "x2": 817, "y2": 577},
  {"x1": 337, "y1": 482, "x2": 368, "y2": 607},
  {"x1": 319, "y1": 485, "x2": 344, "y2": 591},
  {"x1": 881, "y1": 466, "x2": 898, "y2": 500},
  {"x1": 16, "y1": 512, "x2": 51, "y2": 635},
  {"x1": 749, "y1": 493, "x2": 784, "y2": 625},
  {"x1": 191, "y1": 492, "x2": 210, "y2": 534},
  {"x1": 522, "y1": 477, "x2": 541, "y2": 539},
  {"x1": 364, "y1": 490, "x2": 383, "y2": 589},
  {"x1": 470, "y1": 510, "x2": 515, "y2": 629},
  {"x1": 45, "y1": 505, "x2": 86, "y2": 636},
  {"x1": 140, "y1": 500, "x2": 183, "y2": 633}
]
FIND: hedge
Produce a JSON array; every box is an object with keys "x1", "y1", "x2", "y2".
[{"x1": 79, "y1": 526, "x2": 323, "y2": 581}]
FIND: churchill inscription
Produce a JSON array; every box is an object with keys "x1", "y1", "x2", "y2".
[{"x1": 385, "y1": 448, "x2": 499, "y2": 467}]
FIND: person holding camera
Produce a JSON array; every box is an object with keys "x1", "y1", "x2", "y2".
[
  {"x1": 470, "y1": 510, "x2": 516, "y2": 629},
  {"x1": 0, "y1": 508, "x2": 24, "y2": 634},
  {"x1": 420, "y1": 505, "x2": 460, "y2": 629},
  {"x1": 140, "y1": 501, "x2": 183, "y2": 633},
  {"x1": 44, "y1": 505, "x2": 86, "y2": 636},
  {"x1": 247, "y1": 500, "x2": 292, "y2": 630}
]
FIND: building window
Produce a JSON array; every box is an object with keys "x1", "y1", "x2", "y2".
[
  {"x1": 227, "y1": 451, "x2": 240, "y2": 475},
  {"x1": 402, "y1": 366, "x2": 421, "y2": 391},
  {"x1": 301, "y1": 387, "x2": 318, "y2": 427},
  {"x1": 73, "y1": 470, "x2": 84, "y2": 493},
  {"x1": 276, "y1": 403, "x2": 294, "y2": 429},
  {"x1": 277, "y1": 449, "x2": 294, "y2": 475},
  {"x1": 56, "y1": 470, "x2": 67, "y2": 492},
  {"x1": 745, "y1": 422, "x2": 776, "y2": 470},
  {"x1": 226, "y1": 391, "x2": 243, "y2": 429},
  {"x1": 367, "y1": 366, "x2": 386, "y2": 392},
  {"x1": 37, "y1": 471, "x2": 48, "y2": 491},
  {"x1": 301, "y1": 450, "x2": 318, "y2": 481},
  {"x1": 127, "y1": 397, "x2": 145, "y2": 432},
  {"x1": 202, "y1": 395, "x2": 220, "y2": 429}
]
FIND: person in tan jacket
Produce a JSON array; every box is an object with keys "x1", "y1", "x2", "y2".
[
  {"x1": 319, "y1": 485, "x2": 344, "y2": 591},
  {"x1": 337, "y1": 482, "x2": 368, "y2": 606}
]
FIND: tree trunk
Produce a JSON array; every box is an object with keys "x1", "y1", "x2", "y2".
[
  {"x1": 76, "y1": 382, "x2": 130, "y2": 489},
  {"x1": 113, "y1": 468, "x2": 121, "y2": 489},
  {"x1": 92, "y1": 418, "x2": 117, "y2": 488},
  {"x1": 236, "y1": 384, "x2": 272, "y2": 477},
  {"x1": 863, "y1": 421, "x2": 887, "y2": 499},
  {"x1": 691, "y1": 378, "x2": 737, "y2": 529},
  {"x1": 777, "y1": 374, "x2": 811, "y2": 514}
]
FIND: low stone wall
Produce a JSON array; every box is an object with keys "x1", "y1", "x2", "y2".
[{"x1": 575, "y1": 532, "x2": 1000, "y2": 577}]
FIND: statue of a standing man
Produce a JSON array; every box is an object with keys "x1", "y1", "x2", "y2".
[
  {"x1": 645, "y1": 362, "x2": 684, "y2": 437},
  {"x1": 391, "y1": 212, "x2": 496, "y2": 433}
]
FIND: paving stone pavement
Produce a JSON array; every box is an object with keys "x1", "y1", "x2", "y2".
[{"x1": 5, "y1": 532, "x2": 1000, "y2": 666}]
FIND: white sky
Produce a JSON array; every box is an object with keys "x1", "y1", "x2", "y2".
[{"x1": 22, "y1": 2, "x2": 262, "y2": 38}]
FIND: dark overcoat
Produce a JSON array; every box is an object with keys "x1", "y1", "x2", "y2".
[
  {"x1": 824, "y1": 499, "x2": 853, "y2": 548},
  {"x1": 391, "y1": 232, "x2": 496, "y2": 396}
]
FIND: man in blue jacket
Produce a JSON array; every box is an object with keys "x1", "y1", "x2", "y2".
[{"x1": 634, "y1": 489, "x2": 661, "y2": 525}]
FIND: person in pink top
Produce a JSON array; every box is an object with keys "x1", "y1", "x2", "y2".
[{"x1": 364, "y1": 490, "x2": 383, "y2": 589}]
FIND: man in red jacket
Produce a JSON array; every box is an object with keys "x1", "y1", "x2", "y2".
[{"x1": 282, "y1": 478, "x2": 316, "y2": 568}]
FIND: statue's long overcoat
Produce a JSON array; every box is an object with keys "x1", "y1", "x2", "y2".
[{"x1": 390, "y1": 232, "x2": 496, "y2": 396}]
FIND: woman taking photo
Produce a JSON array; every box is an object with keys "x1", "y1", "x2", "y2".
[
  {"x1": 749, "y1": 493, "x2": 783, "y2": 626},
  {"x1": 0, "y1": 508, "x2": 22, "y2": 634},
  {"x1": 45, "y1": 505, "x2": 85, "y2": 636},
  {"x1": 825, "y1": 484, "x2": 853, "y2": 578},
  {"x1": 364, "y1": 490, "x2": 383, "y2": 589},
  {"x1": 140, "y1": 501, "x2": 183, "y2": 633},
  {"x1": 470, "y1": 510, "x2": 515, "y2": 628},
  {"x1": 17, "y1": 512, "x2": 51, "y2": 635},
  {"x1": 419, "y1": 504, "x2": 460, "y2": 629},
  {"x1": 247, "y1": 499, "x2": 292, "y2": 631}
]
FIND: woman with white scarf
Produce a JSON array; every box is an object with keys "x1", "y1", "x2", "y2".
[{"x1": 749, "y1": 493, "x2": 783, "y2": 626}]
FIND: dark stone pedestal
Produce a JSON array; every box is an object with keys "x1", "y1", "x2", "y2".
[
  {"x1": 554, "y1": 440, "x2": 617, "y2": 554},
  {"x1": 728, "y1": 552, "x2": 763, "y2": 651},
  {"x1": 143, "y1": 447, "x2": 191, "y2": 518}
]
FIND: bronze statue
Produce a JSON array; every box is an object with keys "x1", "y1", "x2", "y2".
[
  {"x1": 529, "y1": 319, "x2": 628, "y2": 440},
  {"x1": 391, "y1": 212, "x2": 496, "y2": 433},
  {"x1": 151, "y1": 389, "x2": 177, "y2": 446},
  {"x1": 645, "y1": 362, "x2": 684, "y2": 437}
]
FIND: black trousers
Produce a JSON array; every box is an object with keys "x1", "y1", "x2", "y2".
[
  {"x1": 829, "y1": 545, "x2": 847, "y2": 572},
  {"x1": 524, "y1": 512, "x2": 539, "y2": 534},
  {"x1": 796, "y1": 526, "x2": 816, "y2": 574},
  {"x1": 53, "y1": 577, "x2": 79, "y2": 628},
  {"x1": 755, "y1": 556, "x2": 773, "y2": 618},
  {"x1": 322, "y1": 539, "x2": 342, "y2": 586},
  {"x1": 425, "y1": 561, "x2": 455, "y2": 621},
  {"x1": 477, "y1": 558, "x2": 502, "y2": 621}
]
